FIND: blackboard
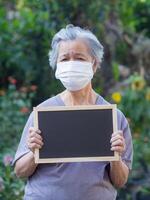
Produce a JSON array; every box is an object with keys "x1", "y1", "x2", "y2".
[{"x1": 33, "y1": 105, "x2": 119, "y2": 163}]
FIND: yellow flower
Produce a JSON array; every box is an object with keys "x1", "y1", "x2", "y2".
[
  {"x1": 131, "y1": 77, "x2": 145, "y2": 91},
  {"x1": 145, "y1": 88, "x2": 150, "y2": 101},
  {"x1": 112, "y1": 92, "x2": 122, "y2": 103}
]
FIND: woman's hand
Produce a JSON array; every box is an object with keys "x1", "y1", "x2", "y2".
[
  {"x1": 15, "y1": 127, "x2": 43, "y2": 178},
  {"x1": 110, "y1": 130, "x2": 129, "y2": 188},
  {"x1": 27, "y1": 127, "x2": 44, "y2": 152},
  {"x1": 110, "y1": 130, "x2": 126, "y2": 156}
]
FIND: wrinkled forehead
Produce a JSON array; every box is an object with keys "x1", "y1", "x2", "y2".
[{"x1": 58, "y1": 39, "x2": 91, "y2": 58}]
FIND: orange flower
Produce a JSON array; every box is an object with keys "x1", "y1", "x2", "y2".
[
  {"x1": 20, "y1": 107, "x2": 29, "y2": 113},
  {"x1": 30, "y1": 85, "x2": 37, "y2": 91},
  {"x1": 8, "y1": 76, "x2": 17, "y2": 85}
]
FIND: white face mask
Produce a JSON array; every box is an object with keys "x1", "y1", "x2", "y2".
[{"x1": 55, "y1": 60, "x2": 94, "y2": 91}]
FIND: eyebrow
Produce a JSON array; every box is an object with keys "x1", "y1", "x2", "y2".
[{"x1": 58, "y1": 52, "x2": 87, "y2": 58}]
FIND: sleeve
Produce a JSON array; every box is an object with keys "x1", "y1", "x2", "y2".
[
  {"x1": 117, "y1": 110, "x2": 133, "y2": 170},
  {"x1": 12, "y1": 112, "x2": 34, "y2": 166}
]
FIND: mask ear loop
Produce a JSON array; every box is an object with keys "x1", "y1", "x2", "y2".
[
  {"x1": 92, "y1": 59, "x2": 97, "y2": 74},
  {"x1": 92, "y1": 59, "x2": 95, "y2": 66}
]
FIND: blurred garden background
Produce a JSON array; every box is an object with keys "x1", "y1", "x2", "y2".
[{"x1": 0, "y1": 0, "x2": 150, "y2": 199}]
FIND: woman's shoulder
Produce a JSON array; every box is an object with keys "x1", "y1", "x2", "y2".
[{"x1": 36, "y1": 94, "x2": 63, "y2": 108}]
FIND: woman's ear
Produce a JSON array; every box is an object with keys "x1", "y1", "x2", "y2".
[{"x1": 92, "y1": 59, "x2": 98, "y2": 74}]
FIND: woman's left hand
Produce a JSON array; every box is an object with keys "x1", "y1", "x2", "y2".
[{"x1": 110, "y1": 130, "x2": 126, "y2": 156}]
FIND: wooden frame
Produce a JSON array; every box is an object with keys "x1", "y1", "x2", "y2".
[{"x1": 34, "y1": 105, "x2": 120, "y2": 163}]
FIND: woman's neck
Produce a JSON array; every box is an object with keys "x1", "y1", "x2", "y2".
[{"x1": 60, "y1": 83, "x2": 98, "y2": 106}]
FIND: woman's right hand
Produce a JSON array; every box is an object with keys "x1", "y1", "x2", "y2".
[{"x1": 27, "y1": 127, "x2": 44, "y2": 152}]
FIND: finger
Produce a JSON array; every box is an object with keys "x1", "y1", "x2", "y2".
[
  {"x1": 28, "y1": 137, "x2": 44, "y2": 146},
  {"x1": 29, "y1": 132, "x2": 43, "y2": 141},
  {"x1": 29, "y1": 127, "x2": 41, "y2": 134},
  {"x1": 111, "y1": 130, "x2": 123, "y2": 137},
  {"x1": 111, "y1": 146, "x2": 123, "y2": 152},
  {"x1": 111, "y1": 139, "x2": 124, "y2": 147},
  {"x1": 111, "y1": 144, "x2": 126, "y2": 155},
  {"x1": 110, "y1": 134, "x2": 124, "y2": 143}
]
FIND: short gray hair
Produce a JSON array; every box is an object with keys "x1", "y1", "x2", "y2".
[{"x1": 49, "y1": 24, "x2": 104, "y2": 69}]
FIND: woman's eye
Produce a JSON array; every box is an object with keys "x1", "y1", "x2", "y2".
[
  {"x1": 61, "y1": 58, "x2": 68, "y2": 61},
  {"x1": 77, "y1": 58, "x2": 85, "y2": 61}
]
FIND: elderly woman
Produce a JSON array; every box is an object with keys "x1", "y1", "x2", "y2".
[{"x1": 13, "y1": 24, "x2": 133, "y2": 200}]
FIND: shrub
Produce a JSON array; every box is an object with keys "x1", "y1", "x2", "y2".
[
  {"x1": 0, "y1": 152, "x2": 24, "y2": 200},
  {"x1": 0, "y1": 77, "x2": 36, "y2": 151},
  {"x1": 0, "y1": 78, "x2": 37, "y2": 199},
  {"x1": 111, "y1": 74, "x2": 150, "y2": 199}
]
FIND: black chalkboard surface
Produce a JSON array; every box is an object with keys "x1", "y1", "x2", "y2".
[{"x1": 33, "y1": 105, "x2": 119, "y2": 163}]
